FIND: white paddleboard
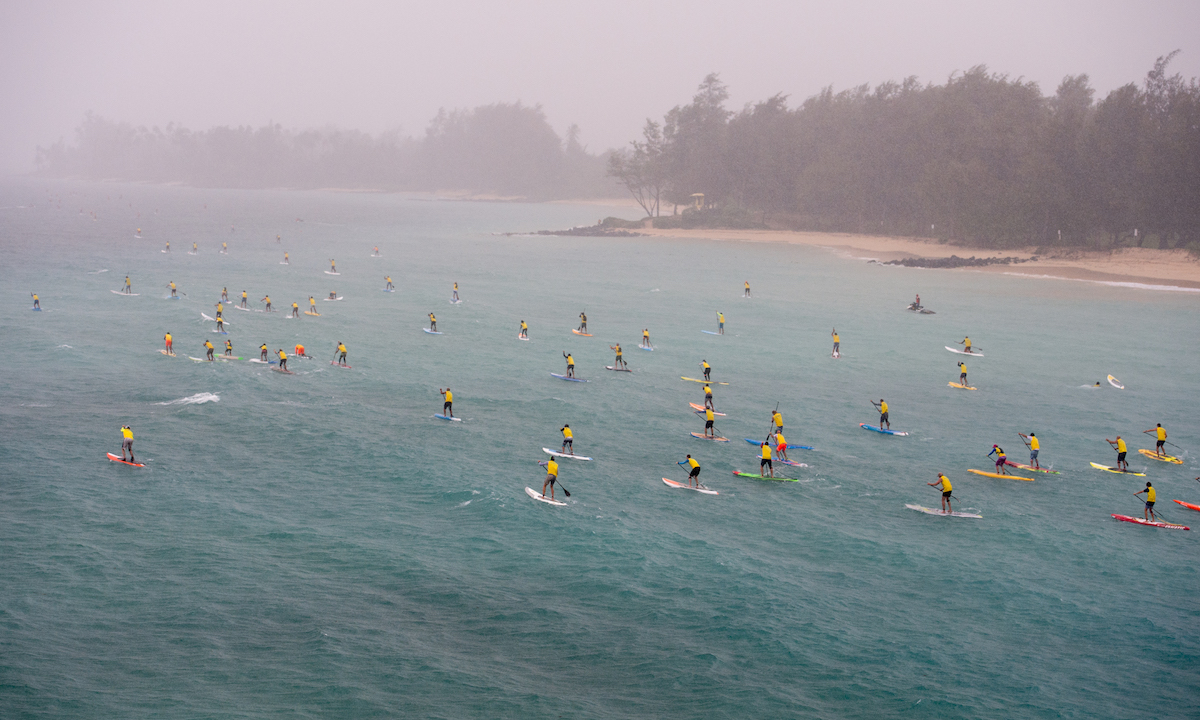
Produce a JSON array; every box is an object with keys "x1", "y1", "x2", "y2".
[
  {"x1": 323, "y1": 296, "x2": 343, "y2": 301},
  {"x1": 1108, "y1": 374, "x2": 1124, "y2": 389},
  {"x1": 325, "y1": 271, "x2": 340, "y2": 275},
  {"x1": 526, "y1": 486, "x2": 567, "y2": 506},
  {"x1": 200, "y1": 312, "x2": 230, "y2": 325},
  {"x1": 945, "y1": 346, "x2": 984, "y2": 357},
  {"x1": 905, "y1": 503, "x2": 981, "y2": 518},
  {"x1": 701, "y1": 330, "x2": 719, "y2": 335},
  {"x1": 423, "y1": 328, "x2": 443, "y2": 335},
  {"x1": 433, "y1": 414, "x2": 462, "y2": 422},
  {"x1": 111, "y1": 290, "x2": 139, "y2": 296},
  {"x1": 542, "y1": 448, "x2": 592, "y2": 461},
  {"x1": 662, "y1": 477, "x2": 718, "y2": 495}
]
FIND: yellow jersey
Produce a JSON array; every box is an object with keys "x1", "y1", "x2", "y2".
[
  {"x1": 1116, "y1": 438, "x2": 1127, "y2": 453},
  {"x1": 1030, "y1": 436, "x2": 1039, "y2": 450},
  {"x1": 546, "y1": 459, "x2": 559, "y2": 477},
  {"x1": 880, "y1": 401, "x2": 888, "y2": 414},
  {"x1": 121, "y1": 427, "x2": 133, "y2": 440},
  {"x1": 773, "y1": 412, "x2": 783, "y2": 428},
  {"x1": 761, "y1": 444, "x2": 771, "y2": 460},
  {"x1": 687, "y1": 457, "x2": 699, "y2": 470},
  {"x1": 562, "y1": 427, "x2": 572, "y2": 439},
  {"x1": 444, "y1": 390, "x2": 453, "y2": 403},
  {"x1": 939, "y1": 475, "x2": 952, "y2": 493},
  {"x1": 1157, "y1": 427, "x2": 1167, "y2": 441},
  {"x1": 1146, "y1": 486, "x2": 1156, "y2": 502}
]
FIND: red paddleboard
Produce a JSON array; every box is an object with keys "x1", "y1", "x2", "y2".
[
  {"x1": 1173, "y1": 500, "x2": 1200, "y2": 512},
  {"x1": 107, "y1": 452, "x2": 145, "y2": 467},
  {"x1": 1111, "y1": 514, "x2": 1189, "y2": 530}
]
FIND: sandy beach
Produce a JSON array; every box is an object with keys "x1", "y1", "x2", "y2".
[{"x1": 637, "y1": 228, "x2": 1200, "y2": 290}]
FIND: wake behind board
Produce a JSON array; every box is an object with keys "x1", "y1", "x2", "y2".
[
  {"x1": 423, "y1": 328, "x2": 443, "y2": 334},
  {"x1": 188, "y1": 356, "x2": 212, "y2": 363},
  {"x1": 775, "y1": 458, "x2": 808, "y2": 467},
  {"x1": 1108, "y1": 374, "x2": 1124, "y2": 389},
  {"x1": 690, "y1": 403, "x2": 725, "y2": 416},
  {"x1": 110, "y1": 290, "x2": 139, "y2": 296},
  {"x1": 107, "y1": 452, "x2": 145, "y2": 467},
  {"x1": 948, "y1": 381, "x2": 977, "y2": 390},
  {"x1": 967, "y1": 469, "x2": 1034, "y2": 481},
  {"x1": 690, "y1": 432, "x2": 729, "y2": 442},
  {"x1": 662, "y1": 477, "x2": 718, "y2": 495},
  {"x1": 449, "y1": 299, "x2": 462, "y2": 305},
  {"x1": 743, "y1": 438, "x2": 814, "y2": 450},
  {"x1": 859, "y1": 423, "x2": 908, "y2": 436},
  {"x1": 1090, "y1": 462, "x2": 1144, "y2": 476},
  {"x1": 330, "y1": 362, "x2": 352, "y2": 369},
  {"x1": 571, "y1": 329, "x2": 593, "y2": 336},
  {"x1": 605, "y1": 366, "x2": 632, "y2": 372},
  {"x1": 906, "y1": 504, "x2": 982, "y2": 519},
  {"x1": 1112, "y1": 514, "x2": 1188, "y2": 530},
  {"x1": 201, "y1": 312, "x2": 231, "y2": 325},
  {"x1": 732, "y1": 470, "x2": 798, "y2": 482},
  {"x1": 550, "y1": 373, "x2": 587, "y2": 382},
  {"x1": 945, "y1": 347, "x2": 984, "y2": 357},
  {"x1": 526, "y1": 487, "x2": 567, "y2": 506},
  {"x1": 681, "y1": 376, "x2": 729, "y2": 385},
  {"x1": 434, "y1": 414, "x2": 462, "y2": 422},
  {"x1": 1139, "y1": 449, "x2": 1182, "y2": 464},
  {"x1": 543, "y1": 448, "x2": 591, "y2": 461}
]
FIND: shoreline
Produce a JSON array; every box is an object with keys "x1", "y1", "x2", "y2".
[{"x1": 635, "y1": 228, "x2": 1200, "y2": 290}]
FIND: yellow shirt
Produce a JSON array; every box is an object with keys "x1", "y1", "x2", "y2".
[
  {"x1": 566, "y1": 355, "x2": 573, "y2": 365},
  {"x1": 292, "y1": 303, "x2": 298, "y2": 309},
  {"x1": 205, "y1": 341, "x2": 213, "y2": 350},
  {"x1": 169, "y1": 283, "x2": 175, "y2": 290},
  {"x1": 614, "y1": 346, "x2": 622, "y2": 355},
  {"x1": 444, "y1": 390, "x2": 453, "y2": 403},
  {"x1": 386, "y1": 277, "x2": 391, "y2": 282},
  {"x1": 718, "y1": 313, "x2": 724, "y2": 322},
  {"x1": 939, "y1": 475, "x2": 952, "y2": 493},
  {"x1": 959, "y1": 363, "x2": 967, "y2": 373},
  {"x1": 122, "y1": 427, "x2": 133, "y2": 440},
  {"x1": 1030, "y1": 436, "x2": 1039, "y2": 450},
  {"x1": 761, "y1": 444, "x2": 772, "y2": 460},
  {"x1": 216, "y1": 304, "x2": 223, "y2": 313},
  {"x1": 225, "y1": 341, "x2": 231, "y2": 349},
  {"x1": 773, "y1": 412, "x2": 783, "y2": 428},
  {"x1": 430, "y1": 314, "x2": 436, "y2": 322},
  {"x1": 704, "y1": 386, "x2": 712, "y2": 396},
  {"x1": 278, "y1": 350, "x2": 286, "y2": 360},
  {"x1": 832, "y1": 334, "x2": 839, "y2": 342},
  {"x1": 1146, "y1": 486, "x2": 1156, "y2": 502},
  {"x1": 261, "y1": 345, "x2": 268, "y2": 352},
  {"x1": 705, "y1": 409, "x2": 714, "y2": 421},
  {"x1": 562, "y1": 427, "x2": 572, "y2": 439},
  {"x1": 701, "y1": 362, "x2": 710, "y2": 370},
  {"x1": 687, "y1": 458, "x2": 699, "y2": 470},
  {"x1": 1116, "y1": 438, "x2": 1127, "y2": 453},
  {"x1": 963, "y1": 338, "x2": 971, "y2": 348},
  {"x1": 264, "y1": 297, "x2": 270, "y2": 304},
  {"x1": 242, "y1": 292, "x2": 247, "y2": 299},
  {"x1": 520, "y1": 322, "x2": 527, "y2": 330},
  {"x1": 310, "y1": 298, "x2": 316, "y2": 306},
  {"x1": 337, "y1": 344, "x2": 346, "y2": 353},
  {"x1": 776, "y1": 433, "x2": 786, "y2": 447},
  {"x1": 164, "y1": 333, "x2": 172, "y2": 343},
  {"x1": 1157, "y1": 427, "x2": 1167, "y2": 441},
  {"x1": 546, "y1": 459, "x2": 559, "y2": 477},
  {"x1": 744, "y1": 282, "x2": 749, "y2": 289},
  {"x1": 880, "y1": 401, "x2": 888, "y2": 414},
  {"x1": 32, "y1": 294, "x2": 38, "y2": 300},
  {"x1": 643, "y1": 330, "x2": 649, "y2": 338}
]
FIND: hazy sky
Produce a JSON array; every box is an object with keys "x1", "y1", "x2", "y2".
[{"x1": 2, "y1": 0, "x2": 1197, "y2": 172}]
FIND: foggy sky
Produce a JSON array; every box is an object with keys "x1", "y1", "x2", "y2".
[{"x1": 2, "y1": 0, "x2": 1197, "y2": 174}]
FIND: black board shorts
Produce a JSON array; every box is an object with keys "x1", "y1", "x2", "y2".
[
  {"x1": 943, "y1": 490, "x2": 952, "y2": 498},
  {"x1": 705, "y1": 420, "x2": 714, "y2": 428},
  {"x1": 880, "y1": 412, "x2": 888, "y2": 423},
  {"x1": 689, "y1": 467, "x2": 700, "y2": 478},
  {"x1": 1117, "y1": 451, "x2": 1126, "y2": 463},
  {"x1": 761, "y1": 458, "x2": 772, "y2": 468}
]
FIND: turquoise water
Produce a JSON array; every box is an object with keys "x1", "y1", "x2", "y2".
[{"x1": 3, "y1": 179, "x2": 1199, "y2": 718}]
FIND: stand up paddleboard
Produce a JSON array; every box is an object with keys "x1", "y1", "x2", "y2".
[
  {"x1": 743, "y1": 438, "x2": 814, "y2": 450},
  {"x1": 690, "y1": 403, "x2": 725, "y2": 416},
  {"x1": 304, "y1": 310, "x2": 320, "y2": 316},
  {"x1": 159, "y1": 350, "x2": 176, "y2": 357},
  {"x1": 111, "y1": 290, "x2": 139, "y2": 296},
  {"x1": 1004, "y1": 461, "x2": 1059, "y2": 474},
  {"x1": 968, "y1": 469, "x2": 1034, "y2": 481},
  {"x1": 906, "y1": 504, "x2": 982, "y2": 518},
  {"x1": 1108, "y1": 374, "x2": 1124, "y2": 389},
  {"x1": 775, "y1": 458, "x2": 808, "y2": 467},
  {"x1": 948, "y1": 382, "x2": 977, "y2": 390},
  {"x1": 423, "y1": 328, "x2": 443, "y2": 335},
  {"x1": 188, "y1": 356, "x2": 212, "y2": 363},
  {"x1": 662, "y1": 477, "x2": 718, "y2": 494},
  {"x1": 681, "y1": 377, "x2": 728, "y2": 385},
  {"x1": 323, "y1": 296, "x2": 343, "y2": 301},
  {"x1": 638, "y1": 344, "x2": 653, "y2": 351},
  {"x1": 690, "y1": 432, "x2": 728, "y2": 442},
  {"x1": 449, "y1": 299, "x2": 462, "y2": 305},
  {"x1": 701, "y1": 330, "x2": 720, "y2": 335},
  {"x1": 1173, "y1": 500, "x2": 1200, "y2": 512},
  {"x1": 383, "y1": 288, "x2": 395, "y2": 292},
  {"x1": 517, "y1": 334, "x2": 529, "y2": 341},
  {"x1": 434, "y1": 414, "x2": 462, "y2": 422},
  {"x1": 1090, "y1": 462, "x2": 1144, "y2": 476},
  {"x1": 1139, "y1": 449, "x2": 1183, "y2": 464},
  {"x1": 945, "y1": 347, "x2": 984, "y2": 357},
  {"x1": 330, "y1": 362, "x2": 352, "y2": 369},
  {"x1": 550, "y1": 373, "x2": 587, "y2": 382},
  {"x1": 543, "y1": 448, "x2": 591, "y2": 461},
  {"x1": 859, "y1": 423, "x2": 908, "y2": 436},
  {"x1": 325, "y1": 271, "x2": 340, "y2": 275},
  {"x1": 201, "y1": 312, "x2": 231, "y2": 325},
  {"x1": 605, "y1": 366, "x2": 632, "y2": 372},
  {"x1": 526, "y1": 487, "x2": 567, "y2": 506},
  {"x1": 272, "y1": 367, "x2": 295, "y2": 374},
  {"x1": 571, "y1": 329, "x2": 593, "y2": 336},
  {"x1": 732, "y1": 471, "x2": 798, "y2": 482},
  {"x1": 107, "y1": 453, "x2": 145, "y2": 467},
  {"x1": 1111, "y1": 514, "x2": 1188, "y2": 530}
]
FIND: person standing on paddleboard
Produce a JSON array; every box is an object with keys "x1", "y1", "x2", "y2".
[
  {"x1": 164, "y1": 332, "x2": 173, "y2": 355},
  {"x1": 167, "y1": 281, "x2": 178, "y2": 298},
  {"x1": 216, "y1": 316, "x2": 225, "y2": 333},
  {"x1": 32, "y1": 292, "x2": 39, "y2": 309},
  {"x1": 641, "y1": 328, "x2": 652, "y2": 349},
  {"x1": 560, "y1": 425, "x2": 573, "y2": 454},
  {"x1": 221, "y1": 287, "x2": 229, "y2": 302},
  {"x1": 958, "y1": 362, "x2": 968, "y2": 386},
  {"x1": 704, "y1": 407, "x2": 716, "y2": 438},
  {"x1": 958, "y1": 336, "x2": 973, "y2": 354},
  {"x1": 563, "y1": 352, "x2": 575, "y2": 378},
  {"x1": 291, "y1": 301, "x2": 299, "y2": 318},
  {"x1": 203, "y1": 339, "x2": 215, "y2": 361},
  {"x1": 241, "y1": 290, "x2": 248, "y2": 308},
  {"x1": 684, "y1": 455, "x2": 701, "y2": 488},
  {"x1": 832, "y1": 329, "x2": 839, "y2": 357},
  {"x1": 1106, "y1": 435, "x2": 1129, "y2": 470},
  {"x1": 610, "y1": 343, "x2": 625, "y2": 370},
  {"x1": 120, "y1": 425, "x2": 135, "y2": 463},
  {"x1": 439, "y1": 388, "x2": 453, "y2": 417},
  {"x1": 1019, "y1": 433, "x2": 1041, "y2": 469},
  {"x1": 717, "y1": 311, "x2": 725, "y2": 335},
  {"x1": 542, "y1": 458, "x2": 560, "y2": 500},
  {"x1": 1135, "y1": 482, "x2": 1157, "y2": 521},
  {"x1": 759, "y1": 441, "x2": 774, "y2": 478},
  {"x1": 276, "y1": 349, "x2": 288, "y2": 372},
  {"x1": 872, "y1": 399, "x2": 889, "y2": 430},
  {"x1": 283, "y1": 252, "x2": 289, "y2": 264},
  {"x1": 309, "y1": 296, "x2": 317, "y2": 313},
  {"x1": 578, "y1": 312, "x2": 587, "y2": 333},
  {"x1": 929, "y1": 473, "x2": 953, "y2": 513},
  {"x1": 519, "y1": 320, "x2": 528, "y2": 339},
  {"x1": 701, "y1": 360, "x2": 711, "y2": 381},
  {"x1": 224, "y1": 339, "x2": 232, "y2": 357},
  {"x1": 452, "y1": 282, "x2": 459, "y2": 301},
  {"x1": 775, "y1": 432, "x2": 789, "y2": 462},
  {"x1": 261, "y1": 295, "x2": 272, "y2": 312},
  {"x1": 988, "y1": 445, "x2": 1009, "y2": 474},
  {"x1": 336, "y1": 342, "x2": 348, "y2": 366},
  {"x1": 386, "y1": 276, "x2": 394, "y2": 291},
  {"x1": 1143, "y1": 424, "x2": 1168, "y2": 457},
  {"x1": 330, "y1": 258, "x2": 336, "y2": 273},
  {"x1": 428, "y1": 313, "x2": 436, "y2": 332},
  {"x1": 772, "y1": 410, "x2": 784, "y2": 437},
  {"x1": 744, "y1": 281, "x2": 751, "y2": 298},
  {"x1": 124, "y1": 275, "x2": 132, "y2": 294},
  {"x1": 703, "y1": 384, "x2": 714, "y2": 410},
  {"x1": 260, "y1": 343, "x2": 269, "y2": 361}
]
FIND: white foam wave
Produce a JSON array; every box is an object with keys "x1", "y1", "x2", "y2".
[
  {"x1": 89, "y1": 269, "x2": 109, "y2": 274},
  {"x1": 157, "y1": 392, "x2": 220, "y2": 406},
  {"x1": 1002, "y1": 272, "x2": 1200, "y2": 293}
]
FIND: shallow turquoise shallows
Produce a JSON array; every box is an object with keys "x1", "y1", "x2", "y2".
[{"x1": 2, "y1": 179, "x2": 1198, "y2": 719}]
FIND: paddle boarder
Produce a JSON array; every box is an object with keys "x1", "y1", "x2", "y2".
[
  {"x1": 192, "y1": 242, "x2": 197, "y2": 253},
  {"x1": 439, "y1": 388, "x2": 453, "y2": 417},
  {"x1": 1019, "y1": 433, "x2": 1041, "y2": 469},
  {"x1": 958, "y1": 336, "x2": 974, "y2": 354},
  {"x1": 166, "y1": 281, "x2": 178, "y2": 298},
  {"x1": 261, "y1": 295, "x2": 272, "y2": 312},
  {"x1": 703, "y1": 384, "x2": 714, "y2": 410},
  {"x1": 336, "y1": 342, "x2": 348, "y2": 366},
  {"x1": 928, "y1": 473, "x2": 953, "y2": 513},
  {"x1": 1135, "y1": 482, "x2": 1157, "y2": 521},
  {"x1": 701, "y1": 360, "x2": 711, "y2": 381},
  {"x1": 224, "y1": 339, "x2": 233, "y2": 357},
  {"x1": 203, "y1": 339, "x2": 215, "y2": 361},
  {"x1": 276, "y1": 348, "x2": 288, "y2": 372},
  {"x1": 1106, "y1": 435, "x2": 1129, "y2": 471},
  {"x1": 704, "y1": 407, "x2": 716, "y2": 438},
  {"x1": 123, "y1": 275, "x2": 132, "y2": 294},
  {"x1": 221, "y1": 242, "x2": 227, "y2": 254},
  {"x1": 562, "y1": 352, "x2": 575, "y2": 378},
  {"x1": 240, "y1": 290, "x2": 248, "y2": 308},
  {"x1": 309, "y1": 296, "x2": 317, "y2": 313},
  {"x1": 164, "y1": 332, "x2": 174, "y2": 355},
  {"x1": 832, "y1": 328, "x2": 839, "y2": 356},
  {"x1": 1143, "y1": 424, "x2": 1168, "y2": 457},
  {"x1": 120, "y1": 425, "x2": 135, "y2": 463},
  {"x1": 871, "y1": 399, "x2": 890, "y2": 430},
  {"x1": 386, "y1": 276, "x2": 394, "y2": 291},
  {"x1": 775, "y1": 432, "x2": 790, "y2": 462},
  {"x1": 31, "y1": 292, "x2": 40, "y2": 309},
  {"x1": 452, "y1": 282, "x2": 459, "y2": 301},
  {"x1": 215, "y1": 316, "x2": 225, "y2": 333},
  {"x1": 542, "y1": 457, "x2": 560, "y2": 500},
  {"x1": 330, "y1": 258, "x2": 337, "y2": 273},
  {"x1": 641, "y1": 328, "x2": 652, "y2": 349},
  {"x1": 221, "y1": 288, "x2": 229, "y2": 302},
  {"x1": 610, "y1": 343, "x2": 626, "y2": 370},
  {"x1": 164, "y1": 241, "x2": 170, "y2": 253},
  {"x1": 560, "y1": 425, "x2": 573, "y2": 454},
  {"x1": 744, "y1": 281, "x2": 751, "y2": 298},
  {"x1": 717, "y1": 311, "x2": 725, "y2": 335},
  {"x1": 294, "y1": 343, "x2": 306, "y2": 358},
  {"x1": 260, "y1": 343, "x2": 269, "y2": 361},
  {"x1": 328, "y1": 291, "x2": 338, "y2": 300},
  {"x1": 429, "y1": 313, "x2": 437, "y2": 332},
  {"x1": 577, "y1": 312, "x2": 587, "y2": 333},
  {"x1": 988, "y1": 445, "x2": 1010, "y2": 474},
  {"x1": 759, "y1": 440, "x2": 774, "y2": 478},
  {"x1": 684, "y1": 454, "x2": 701, "y2": 488},
  {"x1": 519, "y1": 320, "x2": 528, "y2": 339},
  {"x1": 283, "y1": 252, "x2": 289, "y2": 264},
  {"x1": 291, "y1": 301, "x2": 299, "y2": 318},
  {"x1": 771, "y1": 409, "x2": 784, "y2": 436},
  {"x1": 373, "y1": 246, "x2": 380, "y2": 257},
  {"x1": 958, "y1": 362, "x2": 968, "y2": 386}
]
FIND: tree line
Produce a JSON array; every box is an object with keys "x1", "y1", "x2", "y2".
[
  {"x1": 35, "y1": 102, "x2": 614, "y2": 200},
  {"x1": 609, "y1": 54, "x2": 1200, "y2": 250}
]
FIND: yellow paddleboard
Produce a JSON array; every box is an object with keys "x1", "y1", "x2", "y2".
[
  {"x1": 304, "y1": 310, "x2": 321, "y2": 316},
  {"x1": 1138, "y1": 449, "x2": 1182, "y2": 464},
  {"x1": 968, "y1": 469, "x2": 1034, "y2": 481},
  {"x1": 948, "y1": 382, "x2": 977, "y2": 390}
]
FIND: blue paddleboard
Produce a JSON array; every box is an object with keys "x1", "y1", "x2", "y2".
[
  {"x1": 743, "y1": 438, "x2": 814, "y2": 450},
  {"x1": 550, "y1": 373, "x2": 587, "y2": 382},
  {"x1": 859, "y1": 423, "x2": 909, "y2": 436}
]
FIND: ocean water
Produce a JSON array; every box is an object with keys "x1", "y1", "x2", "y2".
[{"x1": 2, "y1": 178, "x2": 1198, "y2": 719}]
